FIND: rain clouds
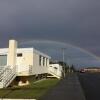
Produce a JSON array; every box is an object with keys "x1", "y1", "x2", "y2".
[{"x1": 0, "y1": 0, "x2": 100, "y2": 67}]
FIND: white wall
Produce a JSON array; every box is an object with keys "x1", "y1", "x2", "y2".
[
  {"x1": 16, "y1": 48, "x2": 34, "y2": 76},
  {"x1": 0, "y1": 48, "x2": 50, "y2": 76},
  {"x1": 7, "y1": 40, "x2": 17, "y2": 68},
  {"x1": 32, "y1": 49, "x2": 49, "y2": 74},
  {"x1": 16, "y1": 48, "x2": 50, "y2": 76},
  {"x1": 48, "y1": 64, "x2": 63, "y2": 77}
]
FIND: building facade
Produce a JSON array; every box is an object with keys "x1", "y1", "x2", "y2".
[
  {"x1": 0, "y1": 40, "x2": 63, "y2": 88},
  {"x1": 48, "y1": 64, "x2": 63, "y2": 79},
  {"x1": 0, "y1": 40, "x2": 51, "y2": 87}
]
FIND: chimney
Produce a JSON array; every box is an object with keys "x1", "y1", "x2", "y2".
[{"x1": 7, "y1": 40, "x2": 17, "y2": 68}]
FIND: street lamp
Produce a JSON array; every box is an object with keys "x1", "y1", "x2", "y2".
[
  {"x1": 67, "y1": 59, "x2": 70, "y2": 73},
  {"x1": 62, "y1": 48, "x2": 66, "y2": 78}
]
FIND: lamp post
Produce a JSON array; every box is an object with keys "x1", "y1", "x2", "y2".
[
  {"x1": 67, "y1": 59, "x2": 70, "y2": 73},
  {"x1": 62, "y1": 48, "x2": 66, "y2": 78}
]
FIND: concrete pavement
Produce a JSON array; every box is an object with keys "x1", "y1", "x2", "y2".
[{"x1": 40, "y1": 73, "x2": 86, "y2": 100}]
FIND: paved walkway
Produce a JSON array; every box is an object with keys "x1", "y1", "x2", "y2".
[{"x1": 40, "y1": 73, "x2": 86, "y2": 100}]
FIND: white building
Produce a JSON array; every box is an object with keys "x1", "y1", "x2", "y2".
[
  {"x1": 0, "y1": 40, "x2": 63, "y2": 88},
  {"x1": 0, "y1": 48, "x2": 50, "y2": 76},
  {"x1": 48, "y1": 64, "x2": 63, "y2": 79},
  {"x1": 0, "y1": 40, "x2": 50, "y2": 88}
]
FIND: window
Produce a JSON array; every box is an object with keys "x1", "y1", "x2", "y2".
[
  {"x1": 43, "y1": 57, "x2": 45, "y2": 66},
  {"x1": 17, "y1": 53, "x2": 22, "y2": 57},
  {"x1": 39, "y1": 56, "x2": 47, "y2": 66},
  {"x1": 39, "y1": 55, "x2": 42, "y2": 66},
  {"x1": 46, "y1": 58, "x2": 48, "y2": 66},
  {"x1": 0, "y1": 55, "x2": 7, "y2": 66},
  {"x1": 54, "y1": 67, "x2": 58, "y2": 69}
]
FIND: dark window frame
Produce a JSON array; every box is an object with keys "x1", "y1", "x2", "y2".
[
  {"x1": 17, "y1": 53, "x2": 23, "y2": 57},
  {"x1": 39, "y1": 55, "x2": 42, "y2": 66}
]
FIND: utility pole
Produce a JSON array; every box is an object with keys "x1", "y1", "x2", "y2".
[{"x1": 62, "y1": 48, "x2": 66, "y2": 78}]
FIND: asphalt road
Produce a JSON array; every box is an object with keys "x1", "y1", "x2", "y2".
[
  {"x1": 78, "y1": 73, "x2": 100, "y2": 100},
  {"x1": 40, "y1": 73, "x2": 85, "y2": 100}
]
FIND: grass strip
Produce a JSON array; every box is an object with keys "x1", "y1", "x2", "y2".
[{"x1": 0, "y1": 79, "x2": 59, "y2": 99}]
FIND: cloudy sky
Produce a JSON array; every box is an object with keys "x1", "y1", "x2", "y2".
[{"x1": 0, "y1": 0, "x2": 100, "y2": 68}]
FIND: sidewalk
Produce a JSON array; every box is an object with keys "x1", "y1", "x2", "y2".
[{"x1": 40, "y1": 73, "x2": 86, "y2": 100}]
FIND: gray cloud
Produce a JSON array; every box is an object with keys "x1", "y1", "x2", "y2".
[{"x1": 0, "y1": 0, "x2": 100, "y2": 67}]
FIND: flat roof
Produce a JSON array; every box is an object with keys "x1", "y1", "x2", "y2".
[{"x1": 0, "y1": 48, "x2": 51, "y2": 58}]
